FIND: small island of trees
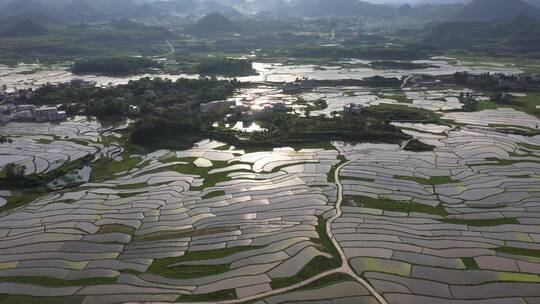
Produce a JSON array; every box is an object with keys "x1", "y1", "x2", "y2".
[{"x1": 193, "y1": 58, "x2": 258, "y2": 77}]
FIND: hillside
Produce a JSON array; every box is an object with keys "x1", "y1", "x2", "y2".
[
  {"x1": 454, "y1": 0, "x2": 540, "y2": 21},
  {"x1": 421, "y1": 17, "x2": 540, "y2": 56},
  {"x1": 527, "y1": 0, "x2": 540, "y2": 8},
  {"x1": 189, "y1": 12, "x2": 240, "y2": 35},
  {"x1": 0, "y1": 19, "x2": 49, "y2": 37},
  {"x1": 292, "y1": 0, "x2": 390, "y2": 17}
]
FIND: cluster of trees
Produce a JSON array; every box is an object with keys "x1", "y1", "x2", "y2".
[
  {"x1": 459, "y1": 91, "x2": 478, "y2": 112},
  {"x1": 31, "y1": 77, "x2": 239, "y2": 119},
  {"x1": 491, "y1": 92, "x2": 514, "y2": 104},
  {"x1": 130, "y1": 105, "x2": 208, "y2": 144},
  {"x1": 0, "y1": 135, "x2": 11, "y2": 143},
  {"x1": 2, "y1": 157, "x2": 94, "y2": 200},
  {"x1": 193, "y1": 58, "x2": 258, "y2": 77},
  {"x1": 275, "y1": 45, "x2": 427, "y2": 61},
  {"x1": 86, "y1": 98, "x2": 129, "y2": 117},
  {"x1": 404, "y1": 139, "x2": 435, "y2": 152},
  {"x1": 421, "y1": 18, "x2": 540, "y2": 57},
  {"x1": 454, "y1": 71, "x2": 531, "y2": 91},
  {"x1": 223, "y1": 104, "x2": 440, "y2": 147},
  {"x1": 72, "y1": 56, "x2": 162, "y2": 76},
  {"x1": 370, "y1": 61, "x2": 438, "y2": 70}
]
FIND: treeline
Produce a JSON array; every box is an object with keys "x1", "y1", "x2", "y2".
[
  {"x1": 29, "y1": 77, "x2": 239, "y2": 145},
  {"x1": 0, "y1": 135, "x2": 11, "y2": 143},
  {"x1": 72, "y1": 56, "x2": 162, "y2": 76},
  {"x1": 370, "y1": 61, "x2": 439, "y2": 70},
  {"x1": 31, "y1": 77, "x2": 239, "y2": 121},
  {"x1": 274, "y1": 45, "x2": 427, "y2": 61},
  {"x1": 212, "y1": 104, "x2": 441, "y2": 148},
  {"x1": 420, "y1": 18, "x2": 540, "y2": 57},
  {"x1": 193, "y1": 58, "x2": 257, "y2": 77}
]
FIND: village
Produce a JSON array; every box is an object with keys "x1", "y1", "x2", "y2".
[{"x1": 0, "y1": 79, "x2": 98, "y2": 124}]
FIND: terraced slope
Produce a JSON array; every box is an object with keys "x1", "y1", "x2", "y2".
[{"x1": 333, "y1": 110, "x2": 540, "y2": 304}]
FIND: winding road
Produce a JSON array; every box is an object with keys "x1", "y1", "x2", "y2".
[
  {"x1": 152, "y1": 40, "x2": 175, "y2": 59},
  {"x1": 327, "y1": 158, "x2": 388, "y2": 304}
]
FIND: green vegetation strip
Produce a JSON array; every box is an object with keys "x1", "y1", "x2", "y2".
[
  {"x1": 135, "y1": 227, "x2": 237, "y2": 242},
  {"x1": 496, "y1": 247, "x2": 540, "y2": 259},
  {"x1": 441, "y1": 217, "x2": 520, "y2": 227},
  {"x1": 90, "y1": 156, "x2": 142, "y2": 182},
  {"x1": 403, "y1": 139, "x2": 435, "y2": 152},
  {"x1": 477, "y1": 92, "x2": 540, "y2": 118},
  {"x1": 0, "y1": 156, "x2": 94, "y2": 212},
  {"x1": 395, "y1": 175, "x2": 456, "y2": 185},
  {"x1": 135, "y1": 158, "x2": 243, "y2": 190},
  {"x1": 148, "y1": 246, "x2": 256, "y2": 280},
  {"x1": 0, "y1": 295, "x2": 83, "y2": 304},
  {"x1": 176, "y1": 289, "x2": 237, "y2": 302},
  {"x1": 344, "y1": 196, "x2": 448, "y2": 217},
  {"x1": 271, "y1": 218, "x2": 342, "y2": 289},
  {"x1": 294, "y1": 273, "x2": 354, "y2": 291},
  {"x1": 0, "y1": 191, "x2": 46, "y2": 213},
  {"x1": 149, "y1": 264, "x2": 229, "y2": 279},
  {"x1": 0, "y1": 276, "x2": 115, "y2": 287},
  {"x1": 97, "y1": 224, "x2": 135, "y2": 235},
  {"x1": 343, "y1": 176, "x2": 375, "y2": 183},
  {"x1": 201, "y1": 190, "x2": 227, "y2": 200},
  {"x1": 328, "y1": 156, "x2": 347, "y2": 184},
  {"x1": 270, "y1": 256, "x2": 339, "y2": 289},
  {"x1": 347, "y1": 196, "x2": 518, "y2": 226},
  {"x1": 520, "y1": 143, "x2": 540, "y2": 151},
  {"x1": 461, "y1": 257, "x2": 480, "y2": 270},
  {"x1": 470, "y1": 157, "x2": 540, "y2": 167}
]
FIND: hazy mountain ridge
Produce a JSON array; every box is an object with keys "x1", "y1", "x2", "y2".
[
  {"x1": 453, "y1": 0, "x2": 540, "y2": 21},
  {"x1": 0, "y1": 18, "x2": 49, "y2": 37},
  {"x1": 0, "y1": 0, "x2": 538, "y2": 26},
  {"x1": 420, "y1": 16, "x2": 540, "y2": 56}
]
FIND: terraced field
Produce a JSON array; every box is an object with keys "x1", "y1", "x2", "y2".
[
  {"x1": 334, "y1": 110, "x2": 540, "y2": 304},
  {"x1": 0, "y1": 108, "x2": 539, "y2": 304}
]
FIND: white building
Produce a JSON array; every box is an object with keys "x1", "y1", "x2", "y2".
[
  {"x1": 344, "y1": 103, "x2": 363, "y2": 115},
  {"x1": 17, "y1": 104, "x2": 36, "y2": 112},
  {"x1": 57, "y1": 111, "x2": 67, "y2": 121},
  {"x1": 241, "y1": 111, "x2": 254, "y2": 122},
  {"x1": 34, "y1": 107, "x2": 58, "y2": 122},
  {"x1": 129, "y1": 105, "x2": 140, "y2": 115},
  {"x1": 33, "y1": 107, "x2": 67, "y2": 122},
  {"x1": 12, "y1": 110, "x2": 33, "y2": 121}
]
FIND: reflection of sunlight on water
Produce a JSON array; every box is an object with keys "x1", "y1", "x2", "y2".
[{"x1": 232, "y1": 121, "x2": 266, "y2": 133}]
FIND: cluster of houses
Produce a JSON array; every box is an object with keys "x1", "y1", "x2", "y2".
[
  {"x1": 454, "y1": 72, "x2": 540, "y2": 91},
  {"x1": 0, "y1": 78, "x2": 99, "y2": 125},
  {"x1": 343, "y1": 103, "x2": 364, "y2": 115},
  {"x1": 0, "y1": 104, "x2": 67, "y2": 124}
]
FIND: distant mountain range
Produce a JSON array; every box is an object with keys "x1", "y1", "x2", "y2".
[
  {"x1": 0, "y1": 0, "x2": 538, "y2": 24},
  {"x1": 0, "y1": 18, "x2": 49, "y2": 37},
  {"x1": 420, "y1": 16, "x2": 540, "y2": 56},
  {"x1": 188, "y1": 12, "x2": 240, "y2": 34},
  {"x1": 453, "y1": 0, "x2": 540, "y2": 21}
]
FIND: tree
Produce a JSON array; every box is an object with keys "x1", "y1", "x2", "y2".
[
  {"x1": 491, "y1": 92, "x2": 512, "y2": 104},
  {"x1": 5, "y1": 163, "x2": 26, "y2": 181},
  {"x1": 0, "y1": 135, "x2": 12, "y2": 143}
]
